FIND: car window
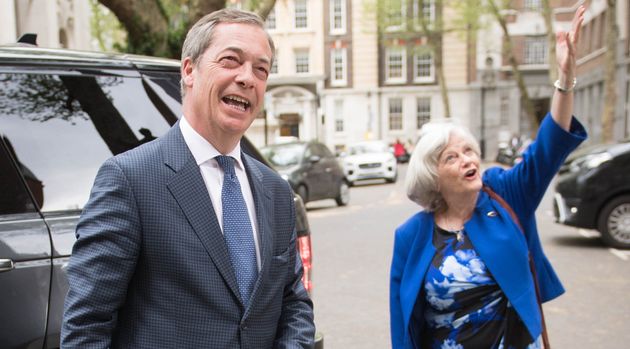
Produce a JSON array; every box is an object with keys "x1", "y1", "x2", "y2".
[
  {"x1": 261, "y1": 143, "x2": 305, "y2": 167},
  {"x1": 317, "y1": 144, "x2": 334, "y2": 158},
  {"x1": 349, "y1": 142, "x2": 387, "y2": 155},
  {"x1": 141, "y1": 71, "x2": 182, "y2": 123},
  {"x1": 0, "y1": 136, "x2": 38, "y2": 214},
  {"x1": 0, "y1": 72, "x2": 172, "y2": 213}
]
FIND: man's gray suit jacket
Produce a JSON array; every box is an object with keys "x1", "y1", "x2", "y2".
[{"x1": 61, "y1": 123, "x2": 315, "y2": 348}]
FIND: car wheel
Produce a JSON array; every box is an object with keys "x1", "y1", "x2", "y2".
[
  {"x1": 297, "y1": 185, "x2": 308, "y2": 204},
  {"x1": 386, "y1": 171, "x2": 398, "y2": 183},
  {"x1": 335, "y1": 180, "x2": 350, "y2": 206},
  {"x1": 597, "y1": 195, "x2": 630, "y2": 249}
]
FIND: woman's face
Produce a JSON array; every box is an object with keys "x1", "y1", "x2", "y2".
[{"x1": 436, "y1": 133, "x2": 482, "y2": 199}]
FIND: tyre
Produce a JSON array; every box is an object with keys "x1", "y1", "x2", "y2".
[
  {"x1": 335, "y1": 180, "x2": 350, "y2": 206},
  {"x1": 296, "y1": 185, "x2": 308, "y2": 204},
  {"x1": 597, "y1": 195, "x2": 630, "y2": 249},
  {"x1": 385, "y1": 170, "x2": 398, "y2": 183}
]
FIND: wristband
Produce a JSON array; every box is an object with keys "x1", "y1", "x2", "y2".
[{"x1": 554, "y1": 77, "x2": 577, "y2": 93}]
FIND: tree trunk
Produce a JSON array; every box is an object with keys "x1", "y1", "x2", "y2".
[
  {"x1": 541, "y1": 0, "x2": 557, "y2": 83},
  {"x1": 98, "y1": 0, "x2": 170, "y2": 57},
  {"x1": 602, "y1": 0, "x2": 618, "y2": 142},
  {"x1": 252, "y1": 0, "x2": 277, "y2": 19},
  {"x1": 417, "y1": 0, "x2": 451, "y2": 118},
  {"x1": 434, "y1": 39, "x2": 451, "y2": 118},
  {"x1": 488, "y1": 0, "x2": 538, "y2": 137},
  {"x1": 188, "y1": 0, "x2": 227, "y2": 27}
]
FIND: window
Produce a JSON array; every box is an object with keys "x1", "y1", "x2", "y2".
[
  {"x1": 295, "y1": 50, "x2": 310, "y2": 73},
  {"x1": 0, "y1": 72, "x2": 173, "y2": 212},
  {"x1": 385, "y1": 0, "x2": 405, "y2": 30},
  {"x1": 413, "y1": 0, "x2": 435, "y2": 26},
  {"x1": 524, "y1": 36, "x2": 547, "y2": 64},
  {"x1": 386, "y1": 47, "x2": 406, "y2": 83},
  {"x1": 266, "y1": 7, "x2": 276, "y2": 30},
  {"x1": 0, "y1": 138, "x2": 38, "y2": 214},
  {"x1": 331, "y1": 48, "x2": 347, "y2": 86},
  {"x1": 389, "y1": 98, "x2": 403, "y2": 130},
  {"x1": 294, "y1": 0, "x2": 308, "y2": 29},
  {"x1": 416, "y1": 97, "x2": 431, "y2": 129},
  {"x1": 270, "y1": 56, "x2": 278, "y2": 74},
  {"x1": 330, "y1": 0, "x2": 346, "y2": 34},
  {"x1": 524, "y1": 0, "x2": 541, "y2": 11},
  {"x1": 413, "y1": 49, "x2": 434, "y2": 82},
  {"x1": 334, "y1": 99, "x2": 344, "y2": 132}
]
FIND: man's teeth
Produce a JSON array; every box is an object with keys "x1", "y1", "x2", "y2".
[{"x1": 224, "y1": 95, "x2": 249, "y2": 107}]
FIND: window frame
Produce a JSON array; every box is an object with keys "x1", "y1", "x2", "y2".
[
  {"x1": 294, "y1": 0, "x2": 309, "y2": 29},
  {"x1": 330, "y1": 48, "x2": 348, "y2": 86},
  {"x1": 412, "y1": 49, "x2": 434, "y2": 83},
  {"x1": 294, "y1": 49, "x2": 310, "y2": 74},
  {"x1": 388, "y1": 97, "x2": 403, "y2": 130},
  {"x1": 329, "y1": 0, "x2": 347, "y2": 35},
  {"x1": 416, "y1": 96, "x2": 431, "y2": 129},
  {"x1": 385, "y1": 47, "x2": 407, "y2": 84}
]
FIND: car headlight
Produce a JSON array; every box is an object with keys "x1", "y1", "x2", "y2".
[
  {"x1": 570, "y1": 152, "x2": 612, "y2": 172},
  {"x1": 344, "y1": 162, "x2": 354, "y2": 168}
]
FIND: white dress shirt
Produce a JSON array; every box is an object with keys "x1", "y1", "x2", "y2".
[{"x1": 179, "y1": 116, "x2": 261, "y2": 270}]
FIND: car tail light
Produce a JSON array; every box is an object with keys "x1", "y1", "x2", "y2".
[{"x1": 297, "y1": 235, "x2": 312, "y2": 293}]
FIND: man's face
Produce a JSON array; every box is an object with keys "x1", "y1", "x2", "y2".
[{"x1": 182, "y1": 22, "x2": 272, "y2": 143}]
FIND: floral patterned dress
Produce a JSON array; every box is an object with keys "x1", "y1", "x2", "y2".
[{"x1": 421, "y1": 226, "x2": 542, "y2": 349}]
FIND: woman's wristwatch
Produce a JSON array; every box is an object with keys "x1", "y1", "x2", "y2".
[{"x1": 554, "y1": 77, "x2": 577, "y2": 93}]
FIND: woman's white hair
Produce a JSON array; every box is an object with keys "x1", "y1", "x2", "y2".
[{"x1": 405, "y1": 119, "x2": 480, "y2": 212}]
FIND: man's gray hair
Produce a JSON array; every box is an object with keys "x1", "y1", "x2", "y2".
[
  {"x1": 180, "y1": 8, "x2": 275, "y2": 96},
  {"x1": 405, "y1": 119, "x2": 480, "y2": 212}
]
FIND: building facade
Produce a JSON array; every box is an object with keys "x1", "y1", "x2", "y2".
[
  {"x1": 0, "y1": 0, "x2": 92, "y2": 49},
  {"x1": 476, "y1": 0, "x2": 630, "y2": 158}
]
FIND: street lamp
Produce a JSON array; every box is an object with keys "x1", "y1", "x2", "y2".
[{"x1": 480, "y1": 56, "x2": 496, "y2": 159}]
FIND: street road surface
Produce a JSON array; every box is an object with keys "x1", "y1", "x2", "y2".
[{"x1": 307, "y1": 163, "x2": 630, "y2": 349}]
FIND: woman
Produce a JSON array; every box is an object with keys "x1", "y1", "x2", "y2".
[{"x1": 390, "y1": 6, "x2": 586, "y2": 349}]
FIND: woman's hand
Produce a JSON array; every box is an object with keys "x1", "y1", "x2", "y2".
[
  {"x1": 555, "y1": 6, "x2": 585, "y2": 86},
  {"x1": 551, "y1": 5, "x2": 585, "y2": 131}
]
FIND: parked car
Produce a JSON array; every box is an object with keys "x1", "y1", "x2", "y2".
[
  {"x1": 260, "y1": 141, "x2": 349, "y2": 206},
  {"x1": 0, "y1": 42, "x2": 323, "y2": 348},
  {"x1": 554, "y1": 139, "x2": 630, "y2": 249},
  {"x1": 340, "y1": 140, "x2": 397, "y2": 186}
]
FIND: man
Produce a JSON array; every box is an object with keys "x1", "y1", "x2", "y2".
[{"x1": 61, "y1": 8, "x2": 315, "y2": 348}]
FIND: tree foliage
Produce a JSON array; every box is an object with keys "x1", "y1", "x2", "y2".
[
  {"x1": 365, "y1": 0, "x2": 484, "y2": 118},
  {"x1": 95, "y1": 0, "x2": 276, "y2": 59}
]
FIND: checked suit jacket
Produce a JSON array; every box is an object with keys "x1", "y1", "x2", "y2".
[{"x1": 61, "y1": 122, "x2": 315, "y2": 349}]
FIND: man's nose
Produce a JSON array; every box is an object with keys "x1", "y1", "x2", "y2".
[{"x1": 235, "y1": 63, "x2": 255, "y2": 88}]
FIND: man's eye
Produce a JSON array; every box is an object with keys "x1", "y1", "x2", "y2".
[
  {"x1": 256, "y1": 67, "x2": 269, "y2": 79},
  {"x1": 220, "y1": 56, "x2": 240, "y2": 67}
]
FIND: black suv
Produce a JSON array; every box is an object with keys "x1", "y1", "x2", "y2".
[
  {"x1": 554, "y1": 140, "x2": 630, "y2": 249},
  {"x1": 0, "y1": 44, "x2": 322, "y2": 348}
]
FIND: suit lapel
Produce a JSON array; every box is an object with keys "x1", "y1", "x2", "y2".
[{"x1": 161, "y1": 124, "x2": 241, "y2": 302}]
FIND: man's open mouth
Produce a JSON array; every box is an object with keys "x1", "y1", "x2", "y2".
[{"x1": 222, "y1": 95, "x2": 251, "y2": 112}]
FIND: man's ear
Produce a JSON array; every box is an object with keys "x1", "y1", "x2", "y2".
[{"x1": 181, "y1": 57, "x2": 194, "y2": 88}]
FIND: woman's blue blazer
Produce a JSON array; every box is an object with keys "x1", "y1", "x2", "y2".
[{"x1": 390, "y1": 114, "x2": 587, "y2": 349}]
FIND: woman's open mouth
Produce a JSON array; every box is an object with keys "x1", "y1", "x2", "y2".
[{"x1": 464, "y1": 168, "x2": 477, "y2": 179}]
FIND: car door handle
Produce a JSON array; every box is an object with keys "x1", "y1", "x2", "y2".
[
  {"x1": 325, "y1": 168, "x2": 332, "y2": 172},
  {"x1": 0, "y1": 259, "x2": 14, "y2": 272}
]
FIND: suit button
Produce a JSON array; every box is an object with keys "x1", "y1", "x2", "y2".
[{"x1": 241, "y1": 324, "x2": 248, "y2": 331}]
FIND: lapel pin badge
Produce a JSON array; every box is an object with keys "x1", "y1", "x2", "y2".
[{"x1": 487, "y1": 211, "x2": 497, "y2": 217}]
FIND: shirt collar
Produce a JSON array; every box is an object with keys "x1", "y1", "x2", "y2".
[{"x1": 179, "y1": 116, "x2": 245, "y2": 170}]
